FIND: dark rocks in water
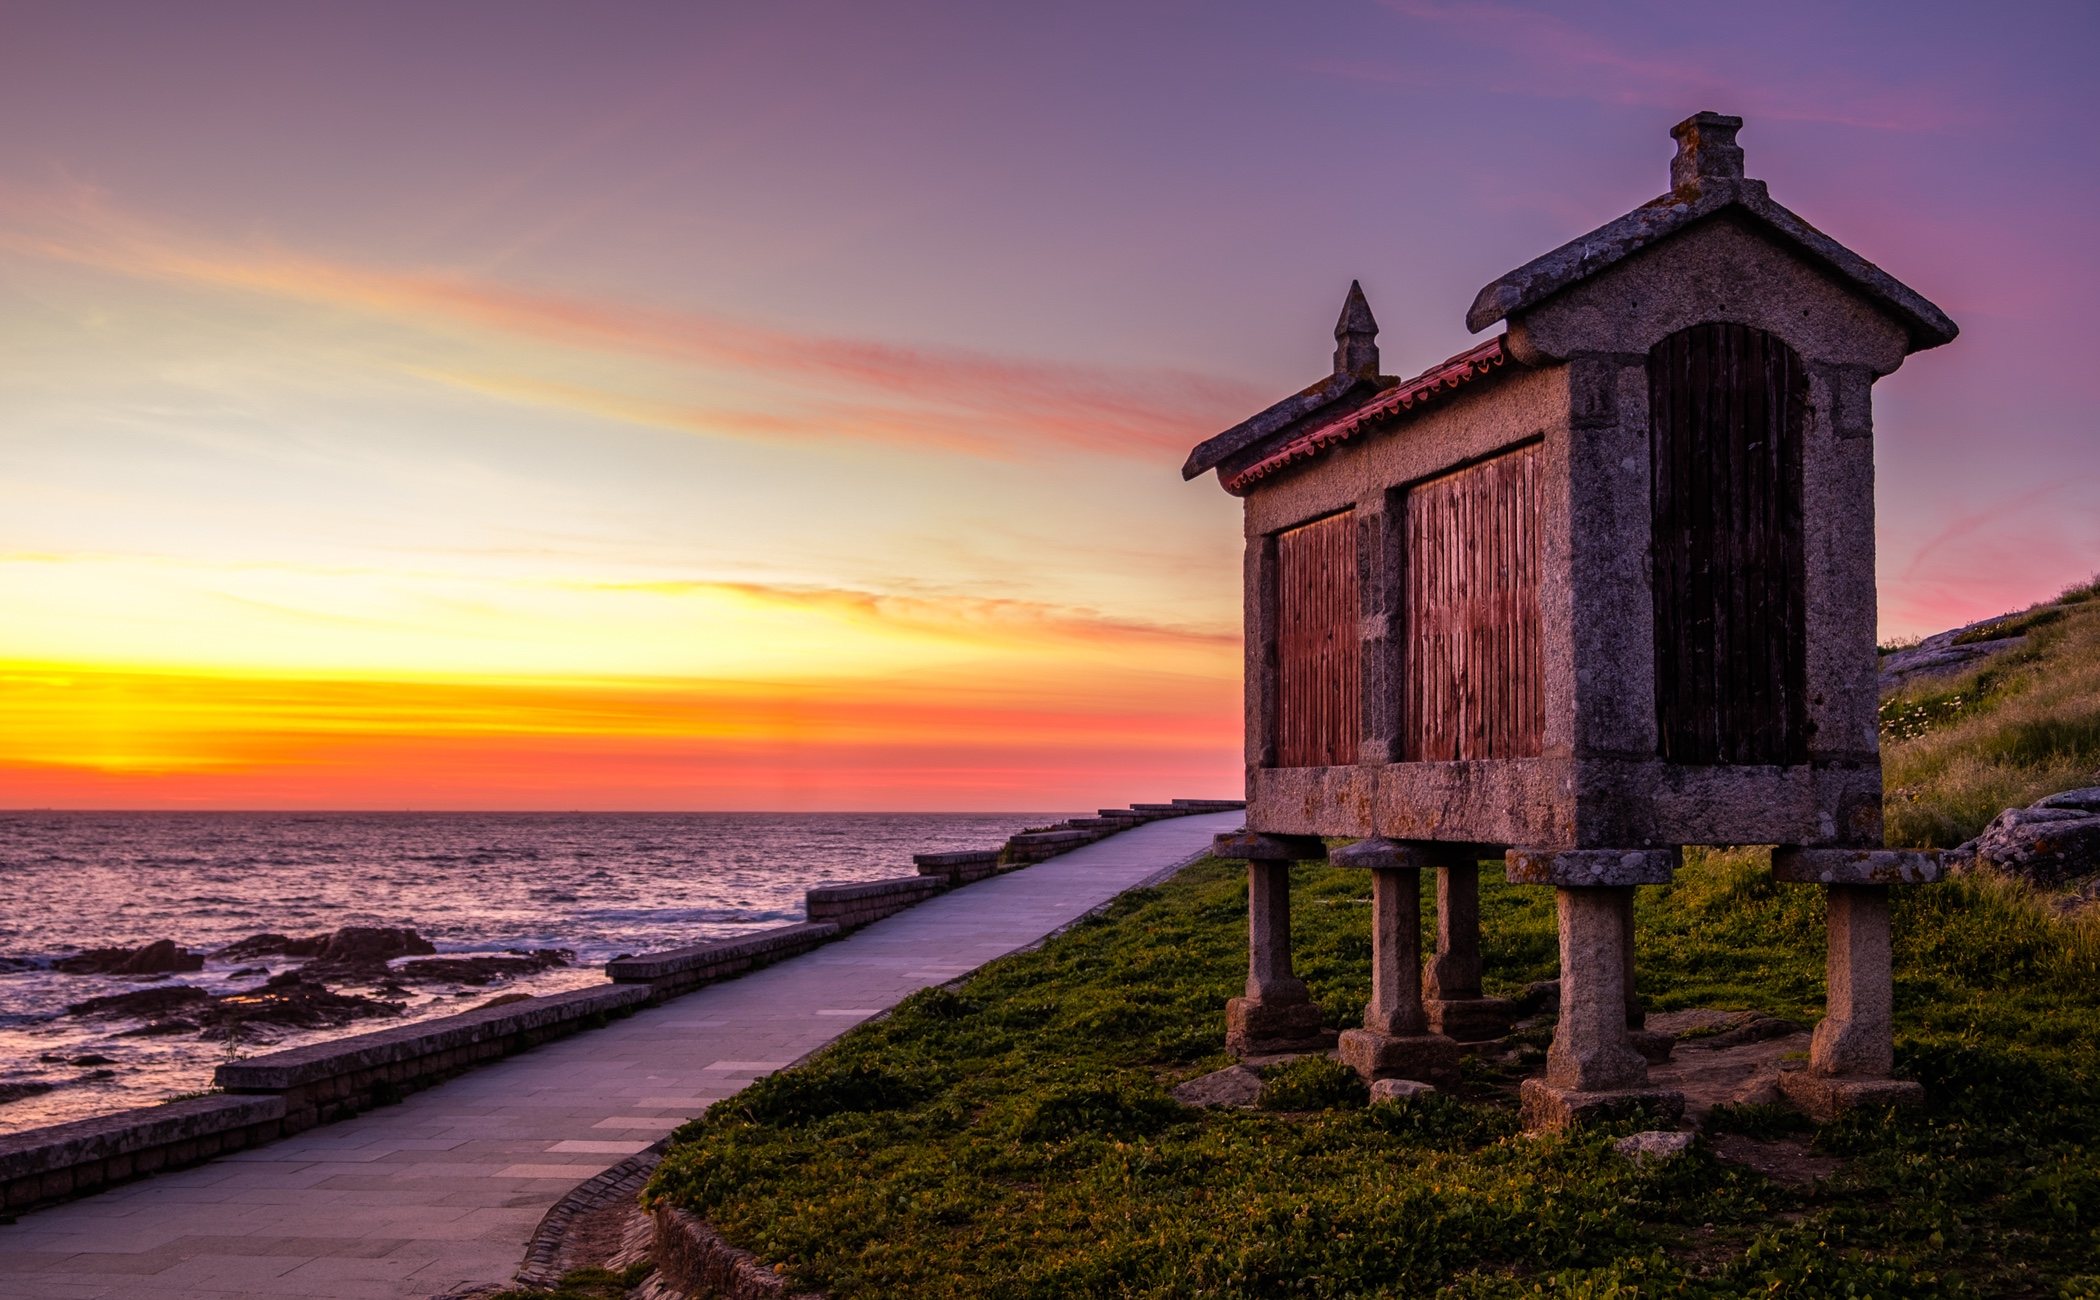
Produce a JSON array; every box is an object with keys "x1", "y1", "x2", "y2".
[
  {"x1": 69, "y1": 1053, "x2": 116, "y2": 1067},
  {"x1": 0, "y1": 1081, "x2": 57, "y2": 1106},
  {"x1": 215, "y1": 926, "x2": 437, "y2": 964},
  {"x1": 120, "y1": 1019, "x2": 198, "y2": 1037},
  {"x1": 214, "y1": 933, "x2": 296, "y2": 961},
  {"x1": 55, "y1": 939, "x2": 204, "y2": 976},
  {"x1": 198, "y1": 971, "x2": 403, "y2": 1037},
  {"x1": 1971, "y1": 790, "x2": 2100, "y2": 886},
  {"x1": 77, "y1": 1068, "x2": 117, "y2": 1082},
  {"x1": 67, "y1": 984, "x2": 212, "y2": 1019},
  {"x1": 309, "y1": 926, "x2": 437, "y2": 962},
  {"x1": 396, "y1": 949, "x2": 571, "y2": 986},
  {"x1": 227, "y1": 966, "x2": 269, "y2": 979},
  {"x1": 0, "y1": 956, "x2": 40, "y2": 974}
]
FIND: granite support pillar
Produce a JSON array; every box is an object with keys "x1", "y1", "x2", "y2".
[
  {"x1": 1335, "y1": 853, "x2": 1458, "y2": 1085},
  {"x1": 1505, "y1": 848, "x2": 1684, "y2": 1129},
  {"x1": 1423, "y1": 855, "x2": 1517, "y2": 1041},
  {"x1": 1771, "y1": 847, "x2": 1951, "y2": 1120},
  {"x1": 1217, "y1": 832, "x2": 1331, "y2": 1057}
]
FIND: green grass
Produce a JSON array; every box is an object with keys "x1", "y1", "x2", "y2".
[
  {"x1": 1883, "y1": 592, "x2": 2100, "y2": 847},
  {"x1": 647, "y1": 851, "x2": 2100, "y2": 1297}
]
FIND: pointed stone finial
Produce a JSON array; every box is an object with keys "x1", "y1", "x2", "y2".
[
  {"x1": 1670, "y1": 111, "x2": 1745, "y2": 196},
  {"x1": 1333, "y1": 280, "x2": 1380, "y2": 378}
]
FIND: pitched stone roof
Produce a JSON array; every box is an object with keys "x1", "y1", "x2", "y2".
[{"x1": 1465, "y1": 112, "x2": 1958, "y2": 351}]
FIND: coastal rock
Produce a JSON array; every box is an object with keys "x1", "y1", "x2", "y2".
[
  {"x1": 396, "y1": 949, "x2": 572, "y2": 986},
  {"x1": 197, "y1": 971, "x2": 404, "y2": 1037},
  {"x1": 214, "y1": 926, "x2": 437, "y2": 964},
  {"x1": 1974, "y1": 803, "x2": 2100, "y2": 885},
  {"x1": 0, "y1": 1081, "x2": 58, "y2": 1106},
  {"x1": 67, "y1": 984, "x2": 212, "y2": 1019},
  {"x1": 55, "y1": 939, "x2": 204, "y2": 976}
]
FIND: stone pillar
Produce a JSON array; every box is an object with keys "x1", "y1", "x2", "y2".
[
  {"x1": 1506, "y1": 849, "x2": 1684, "y2": 1129},
  {"x1": 1216, "y1": 832, "x2": 1332, "y2": 1057},
  {"x1": 1771, "y1": 848, "x2": 1951, "y2": 1120},
  {"x1": 1332, "y1": 839, "x2": 1459, "y2": 1085},
  {"x1": 1615, "y1": 888, "x2": 1674, "y2": 1063},
  {"x1": 1423, "y1": 854, "x2": 1517, "y2": 1042}
]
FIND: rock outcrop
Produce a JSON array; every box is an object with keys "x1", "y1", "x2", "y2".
[
  {"x1": 214, "y1": 926, "x2": 436, "y2": 963},
  {"x1": 54, "y1": 939, "x2": 204, "y2": 976},
  {"x1": 1968, "y1": 788, "x2": 2100, "y2": 886}
]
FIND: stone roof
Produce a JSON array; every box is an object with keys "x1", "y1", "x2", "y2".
[{"x1": 1465, "y1": 112, "x2": 1958, "y2": 351}]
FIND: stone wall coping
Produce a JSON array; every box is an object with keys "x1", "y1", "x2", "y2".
[
  {"x1": 215, "y1": 984, "x2": 650, "y2": 1092},
  {"x1": 1009, "y1": 829, "x2": 1096, "y2": 846},
  {"x1": 911, "y1": 849, "x2": 1001, "y2": 868},
  {"x1": 606, "y1": 922, "x2": 840, "y2": 983},
  {"x1": 805, "y1": 876, "x2": 941, "y2": 904},
  {"x1": 0, "y1": 1094, "x2": 286, "y2": 1181}
]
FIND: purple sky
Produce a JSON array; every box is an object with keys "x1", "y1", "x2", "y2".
[{"x1": 1, "y1": 1, "x2": 2094, "y2": 806}]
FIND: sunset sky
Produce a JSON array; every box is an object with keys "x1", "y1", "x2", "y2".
[{"x1": 3, "y1": 1, "x2": 2095, "y2": 810}]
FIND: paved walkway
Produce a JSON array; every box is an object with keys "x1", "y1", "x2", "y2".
[{"x1": 2, "y1": 812, "x2": 1240, "y2": 1299}]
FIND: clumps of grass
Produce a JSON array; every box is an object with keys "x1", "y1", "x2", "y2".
[
  {"x1": 645, "y1": 850, "x2": 2100, "y2": 1296},
  {"x1": 483, "y1": 1261, "x2": 654, "y2": 1300},
  {"x1": 1950, "y1": 604, "x2": 2064, "y2": 646},
  {"x1": 1883, "y1": 597, "x2": 2100, "y2": 847},
  {"x1": 2058, "y1": 573, "x2": 2100, "y2": 605},
  {"x1": 1255, "y1": 1054, "x2": 1364, "y2": 1111}
]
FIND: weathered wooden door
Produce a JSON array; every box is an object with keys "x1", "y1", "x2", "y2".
[
  {"x1": 1273, "y1": 511, "x2": 1360, "y2": 767},
  {"x1": 1402, "y1": 445, "x2": 1543, "y2": 761},
  {"x1": 1648, "y1": 321, "x2": 1809, "y2": 765}
]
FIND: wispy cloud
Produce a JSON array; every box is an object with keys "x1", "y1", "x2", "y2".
[{"x1": 0, "y1": 186, "x2": 1267, "y2": 462}]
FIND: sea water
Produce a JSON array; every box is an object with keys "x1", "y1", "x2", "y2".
[{"x1": 0, "y1": 811, "x2": 1069, "y2": 1132}]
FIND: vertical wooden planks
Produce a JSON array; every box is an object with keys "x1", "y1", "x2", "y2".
[
  {"x1": 1273, "y1": 511, "x2": 1361, "y2": 767},
  {"x1": 1649, "y1": 321, "x2": 1808, "y2": 765},
  {"x1": 1402, "y1": 444, "x2": 1543, "y2": 761}
]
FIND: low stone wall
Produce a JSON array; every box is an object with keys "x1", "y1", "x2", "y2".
[
  {"x1": 652, "y1": 1201, "x2": 824, "y2": 1300},
  {"x1": 607, "y1": 922, "x2": 841, "y2": 1000},
  {"x1": 0, "y1": 798, "x2": 1242, "y2": 1221},
  {"x1": 913, "y1": 848, "x2": 1001, "y2": 886},
  {"x1": 0, "y1": 1094, "x2": 288, "y2": 1215},
  {"x1": 216, "y1": 984, "x2": 651, "y2": 1131},
  {"x1": 805, "y1": 876, "x2": 944, "y2": 931}
]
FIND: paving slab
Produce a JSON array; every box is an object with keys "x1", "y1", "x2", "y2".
[{"x1": 3, "y1": 810, "x2": 1237, "y2": 1298}]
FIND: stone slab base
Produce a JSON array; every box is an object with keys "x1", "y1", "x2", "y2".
[
  {"x1": 1777, "y1": 1070, "x2": 1924, "y2": 1123},
  {"x1": 1520, "y1": 1077, "x2": 1686, "y2": 1131},
  {"x1": 1337, "y1": 1028, "x2": 1461, "y2": 1086},
  {"x1": 1627, "y1": 1028, "x2": 1676, "y2": 1064},
  {"x1": 1427, "y1": 996, "x2": 1517, "y2": 1042},
  {"x1": 1225, "y1": 997, "x2": 1332, "y2": 1058}
]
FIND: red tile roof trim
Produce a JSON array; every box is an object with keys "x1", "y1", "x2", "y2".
[{"x1": 1223, "y1": 335, "x2": 1510, "y2": 493}]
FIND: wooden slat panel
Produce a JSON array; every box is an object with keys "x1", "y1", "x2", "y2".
[
  {"x1": 1273, "y1": 511, "x2": 1360, "y2": 767},
  {"x1": 1649, "y1": 322, "x2": 1808, "y2": 765},
  {"x1": 1402, "y1": 445, "x2": 1543, "y2": 761}
]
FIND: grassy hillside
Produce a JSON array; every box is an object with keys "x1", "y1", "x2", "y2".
[
  {"x1": 1882, "y1": 577, "x2": 2100, "y2": 849},
  {"x1": 646, "y1": 851, "x2": 2100, "y2": 1297}
]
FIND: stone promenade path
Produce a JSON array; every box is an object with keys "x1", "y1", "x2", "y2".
[{"x1": 3, "y1": 811, "x2": 1241, "y2": 1299}]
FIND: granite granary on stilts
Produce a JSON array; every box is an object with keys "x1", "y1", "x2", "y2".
[{"x1": 1184, "y1": 112, "x2": 1966, "y2": 1128}]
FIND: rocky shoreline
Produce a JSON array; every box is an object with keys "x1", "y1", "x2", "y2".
[{"x1": 0, "y1": 924, "x2": 596, "y2": 1130}]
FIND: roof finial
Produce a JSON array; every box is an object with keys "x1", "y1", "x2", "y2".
[
  {"x1": 1333, "y1": 280, "x2": 1379, "y2": 379},
  {"x1": 1670, "y1": 111, "x2": 1745, "y2": 196}
]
